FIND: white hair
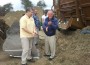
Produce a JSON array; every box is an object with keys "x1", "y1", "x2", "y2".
[{"x1": 47, "y1": 10, "x2": 54, "y2": 15}]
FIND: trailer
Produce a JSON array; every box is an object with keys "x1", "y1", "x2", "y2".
[{"x1": 53, "y1": 0, "x2": 90, "y2": 29}]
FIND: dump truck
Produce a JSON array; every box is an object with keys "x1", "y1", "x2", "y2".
[{"x1": 53, "y1": 0, "x2": 90, "y2": 30}]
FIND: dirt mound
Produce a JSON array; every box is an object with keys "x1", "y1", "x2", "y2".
[
  {"x1": 0, "y1": 37, "x2": 4, "y2": 50},
  {"x1": 3, "y1": 7, "x2": 43, "y2": 27},
  {"x1": 3, "y1": 11, "x2": 25, "y2": 27},
  {"x1": 54, "y1": 30, "x2": 90, "y2": 65},
  {"x1": 0, "y1": 19, "x2": 9, "y2": 40},
  {"x1": 23, "y1": 29, "x2": 90, "y2": 65},
  {"x1": 0, "y1": 29, "x2": 90, "y2": 65}
]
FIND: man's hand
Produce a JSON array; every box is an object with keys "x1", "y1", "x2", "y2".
[
  {"x1": 35, "y1": 31, "x2": 37, "y2": 34},
  {"x1": 32, "y1": 31, "x2": 38, "y2": 37},
  {"x1": 48, "y1": 21, "x2": 52, "y2": 25},
  {"x1": 32, "y1": 33, "x2": 35, "y2": 37}
]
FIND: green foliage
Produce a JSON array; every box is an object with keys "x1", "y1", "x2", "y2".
[
  {"x1": 0, "y1": 3, "x2": 13, "y2": 16},
  {"x1": 37, "y1": 0, "x2": 46, "y2": 9},
  {"x1": 3, "y1": 3, "x2": 13, "y2": 13},
  {"x1": 21, "y1": 0, "x2": 33, "y2": 10}
]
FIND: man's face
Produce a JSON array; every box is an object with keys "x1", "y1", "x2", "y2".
[
  {"x1": 28, "y1": 10, "x2": 33, "y2": 17},
  {"x1": 34, "y1": 10, "x2": 38, "y2": 14},
  {"x1": 47, "y1": 12, "x2": 53, "y2": 19}
]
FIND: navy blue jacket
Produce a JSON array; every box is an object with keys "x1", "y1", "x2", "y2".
[
  {"x1": 43, "y1": 17, "x2": 58, "y2": 36},
  {"x1": 33, "y1": 14, "x2": 40, "y2": 29}
]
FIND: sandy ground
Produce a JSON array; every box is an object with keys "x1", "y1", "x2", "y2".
[{"x1": 0, "y1": 30, "x2": 90, "y2": 65}]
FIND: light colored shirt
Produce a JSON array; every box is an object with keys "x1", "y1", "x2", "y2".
[
  {"x1": 42, "y1": 15, "x2": 48, "y2": 23},
  {"x1": 20, "y1": 14, "x2": 35, "y2": 38}
]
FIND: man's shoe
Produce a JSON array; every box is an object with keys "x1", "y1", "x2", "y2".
[
  {"x1": 48, "y1": 56, "x2": 54, "y2": 60},
  {"x1": 49, "y1": 58, "x2": 53, "y2": 60},
  {"x1": 22, "y1": 63, "x2": 27, "y2": 65},
  {"x1": 44, "y1": 54, "x2": 51, "y2": 57},
  {"x1": 27, "y1": 59, "x2": 35, "y2": 62},
  {"x1": 35, "y1": 43, "x2": 38, "y2": 46}
]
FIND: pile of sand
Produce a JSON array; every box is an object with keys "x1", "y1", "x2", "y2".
[
  {"x1": 30, "y1": 28, "x2": 90, "y2": 65},
  {"x1": 3, "y1": 7, "x2": 43, "y2": 27},
  {"x1": 3, "y1": 11, "x2": 25, "y2": 27},
  {"x1": 54, "y1": 29, "x2": 90, "y2": 65},
  {"x1": 0, "y1": 26, "x2": 90, "y2": 65}
]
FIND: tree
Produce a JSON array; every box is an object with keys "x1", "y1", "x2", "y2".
[
  {"x1": 37, "y1": 0, "x2": 46, "y2": 9},
  {"x1": 0, "y1": 3, "x2": 13, "y2": 16},
  {"x1": 3, "y1": 3, "x2": 13, "y2": 13},
  {"x1": 21, "y1": 0, "x2": 33, "y2": 10},
  {"x1": 0, "y1": 6, "x2": 5, "y2": 16}
]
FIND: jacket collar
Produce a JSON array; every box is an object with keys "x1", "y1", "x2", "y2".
[{"x1": 47, "y1": 16, "x2": 54, "y2": 21}]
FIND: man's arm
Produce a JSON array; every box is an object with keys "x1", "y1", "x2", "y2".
[
  {"x1": 51, "y1": 18, "x2": 58, "y2": 30},
  {"x1": 22, "y1": 28, "x2": 33, "y2": 34},
  {"x1": 20, "y1": 18, "x2": 33, "y2": 34},
  {"x1": 33, "y1": 15, "x2": 40, "y2": 29}
]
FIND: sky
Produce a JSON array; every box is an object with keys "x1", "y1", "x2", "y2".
[{"x1": 0, "y1": 0, "x2": 53, "y2": 11}]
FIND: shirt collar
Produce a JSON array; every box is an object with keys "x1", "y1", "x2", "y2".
[{"x1": 25, "y1": 14, "x2": 31, "y2": 19}]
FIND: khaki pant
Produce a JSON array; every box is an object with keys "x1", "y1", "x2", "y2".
[
  {"x1": 21, "y1": 37, "x2": 33, "y2": 64},
  {"x1": 45, "y1": 35, "x2": 56, "y2": 57}
]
